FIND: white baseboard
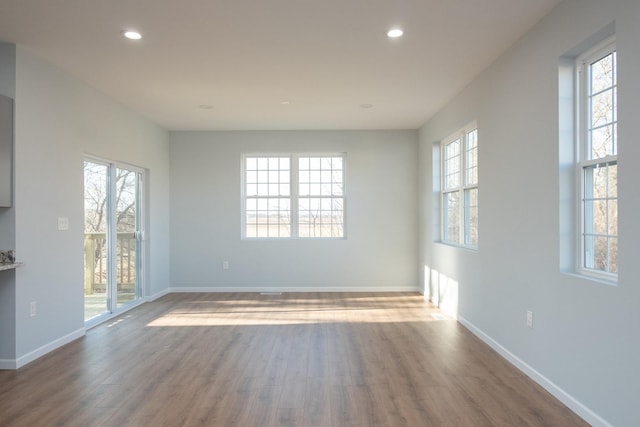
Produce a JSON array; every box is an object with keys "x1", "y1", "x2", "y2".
[
  {"x1": 169, "y1": 286, "x2": 420, "y2": 293},
  {"x1": 147, "y1": 287, "x2": 170, "y2": 301},
  {"x1": 458, "y1": 316, "x2": 612, "y2": 427},
  {"x1": 11, "y1": 328, "x2": 85, "y2": 370},
  {"x1": 0, "y1": 358, "x2": 17, "y2": 370}
]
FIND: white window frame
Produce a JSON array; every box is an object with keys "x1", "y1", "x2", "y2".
[
  {"x1": 576, "y1": 37, "x2": 618, "y2": 282},
  {"x1": 241, "y1": 153, "x2": 346, "y2": 240},
  {"x1": 440, "y1": 121, "x2": 478, "y2": 248}
]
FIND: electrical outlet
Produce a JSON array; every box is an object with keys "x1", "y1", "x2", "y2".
[
  {"x1": 30, "y1": 301, "x2": 37, "y2": 317},
  {"x1": 223, "y1": 261, "x2": 229, "y2": 270},
  {"x1": 526, "y1": 310, "x2": 533, "y2": 328},
  {"x1": 57, "y1": 217, "x2": 69, "y2": 231}
]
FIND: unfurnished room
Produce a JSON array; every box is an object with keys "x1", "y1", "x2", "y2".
[{"x1": 0, "y1": 0, "x2": 638, "y2": 426}]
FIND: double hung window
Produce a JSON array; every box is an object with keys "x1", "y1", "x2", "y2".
[
  {"x1": 577, "y1": 40, "x2": 618, "y2": 278},
  {"x1": 441, "y1": 123, "x2": 478, "y2": 247}
]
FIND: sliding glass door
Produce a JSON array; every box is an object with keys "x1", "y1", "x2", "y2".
[{"x1": 84, "y1": 159, "x2": 145, "y2": 323}]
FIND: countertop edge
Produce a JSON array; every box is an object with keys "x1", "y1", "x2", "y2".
[{"x1": 0, "y1": 262, "x2": 23, "y2": 271}]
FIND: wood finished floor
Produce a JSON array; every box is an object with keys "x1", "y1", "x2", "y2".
[{"x1": 0, "y1": 292, "x2": 587, "y2": 427}]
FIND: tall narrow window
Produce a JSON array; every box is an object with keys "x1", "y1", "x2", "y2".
[
  {"x1": 441, "y1": 123, "x2": 478, "y2": 247},
  {"x1": 243, "y1": 154, "x2": 345, "y2": 239},
  {"x1": 578, "y1": 40, "x2": 617, "y2": 278}
]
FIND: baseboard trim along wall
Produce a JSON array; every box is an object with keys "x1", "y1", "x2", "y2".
[
  {"x1": 11, "y1": 328, "x2": 86, "y2": 370},
  {"x1": 168, "y1": 286, "x2": 421, "y2": 293},
  {"x1": 0, "y1": 359, "x2": 16, "y2": 370},
  {"x1": 457, "y1": 316, "x2": 612, "y2": 427},
  {"x1": 147, "y1": 287, "x2": 171, "y2": 302}
]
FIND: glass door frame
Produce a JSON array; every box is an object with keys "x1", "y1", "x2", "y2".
[{"x1": 84, "y1": 156, "x2": 147, "y2": 328}]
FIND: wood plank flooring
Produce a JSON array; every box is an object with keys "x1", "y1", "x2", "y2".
[{"x1": 0, "y1": 292, "x2": 588, "y2": 426}]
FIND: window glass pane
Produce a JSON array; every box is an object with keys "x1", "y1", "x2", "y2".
[
  {"x1": 590, "y1": 166, "x2": 607, "y2": 198},
  {"x1": 593, "y1": 236, "x2": 608, "y2": 272},
  {"x1": 443, "y1": 192, "x2": 460, "y2": 243},
  {"x1": 591, "y1": 200, "x2": 607, "y2": 235},
  {"x1": 590, "y1": 89, "x2": 614, "y2": 128},
  {"x1": 608, "y1": 200, "x2": 618, "y2": 236},
  {"x1": 609, "y1": 237, "x2": 618, "y2": 273},
  {"x1": 608, "y1": 163, "x2": 617, "y2": 197},
  {"x1": 464, "y1": 188, "x2": 478, "y2": 246},
  {"x1": 591, "y1": 125, "x2": 615, "y2": 159},
  {"x1": 590, "y1": 53, "x2": 614, "y2": 93},
  {"x1": 246, "y1": 157, "x2": 257, "y2": 170}
]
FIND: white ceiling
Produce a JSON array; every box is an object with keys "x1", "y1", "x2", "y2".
[{"x1": 0, "y1": 0, "x2": 561, "y2": 131}]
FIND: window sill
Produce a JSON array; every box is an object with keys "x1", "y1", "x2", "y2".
[
  {"x1": 563, "y1": 271, "x2": 617, "y2": 287},
  {"x1": 436, "y1": 241, "x2": 478, "y2": 253}
]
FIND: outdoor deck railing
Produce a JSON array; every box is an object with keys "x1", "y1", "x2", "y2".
[{"x1": 84, "y1": 232, "x2": 136, "y2": 294}]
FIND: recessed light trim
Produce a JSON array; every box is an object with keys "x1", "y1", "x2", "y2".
[
  {"x1": 122, "y1": 30, "x2": 142, "y2": 40},
  {"x1": 198, "y1": 104, "x2": 214, "y2": 110},
  {"x1": 360, "y1": 103, "x2": 374, "y2": 109},
  {"x1": 387, "y1": 28, "x2": 404, "y2": 38}
]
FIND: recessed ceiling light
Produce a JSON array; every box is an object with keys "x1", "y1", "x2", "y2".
[
  {"x1": 280, "y1": 101, "x2": 291, "y2": 105},
  {"x1": 198, "y1": 104, "x2": 214, "y2": 110},
  {"x1": 122, "y1": 30, "x2": 142, "y2": 40},
  {"x1": 387, "y1": 28, "x2": 404, "y2": 38},
  {"x1": 360, "y1": 103, "x2": 374, "y2": 109}
]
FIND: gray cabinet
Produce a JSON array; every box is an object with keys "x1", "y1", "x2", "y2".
[{"x1": 0, "y1": 94, "x2": 13, "y2": 207}]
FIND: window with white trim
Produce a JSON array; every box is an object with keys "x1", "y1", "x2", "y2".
[
  {"x1": 577, "y1": 39, "x2": 618, "y2": 278},
  {"x1": 441, "y1": 123, "x2": 478, "y2": 247},
  {"x1": 243, "y1": 154, "x2": 345, "y2": 239}
]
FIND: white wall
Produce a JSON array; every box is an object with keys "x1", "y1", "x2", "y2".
[
  {"x1": 170, "y1": 130, "x2": 418, "y2": 291},
  {"x1": 10, "y1": 47, "x2": 170, "y2": 363},
  {"x1": 418, "y1": 0, "x2": 640, "y2": 425}
]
